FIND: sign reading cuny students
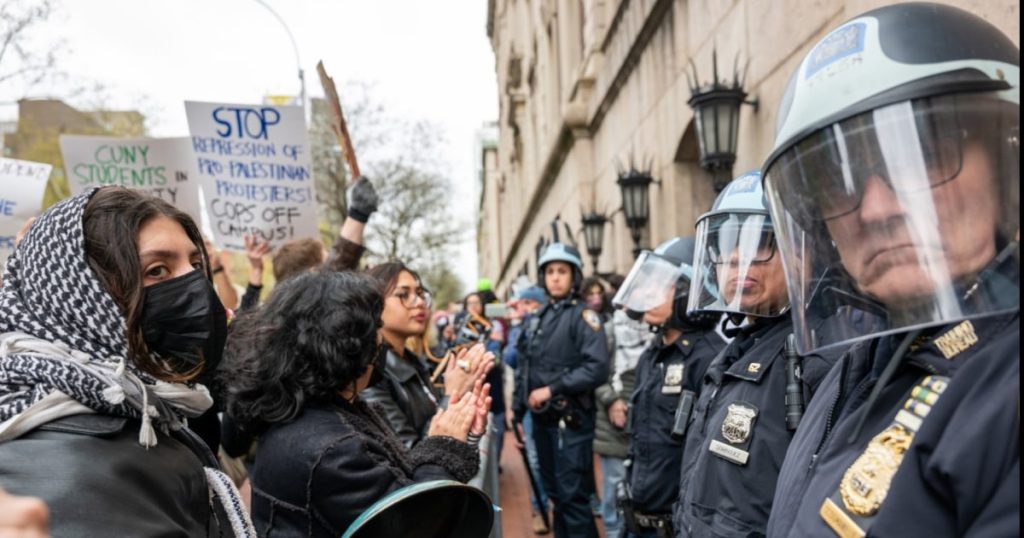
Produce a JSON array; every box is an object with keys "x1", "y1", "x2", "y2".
[
  {"x1": 0, "y1": 157, "x2": 52, "y2": 263},
  {"x1": 184, "y1": 101, "x2": 317, "y2": 252},
  {"x1": 58, "y1": 135, "x2": 203, "y2": 222}
]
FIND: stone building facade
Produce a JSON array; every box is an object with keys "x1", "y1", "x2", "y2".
[{"x1": 478, "y1": 0, "x2": 1018, "y2": 294}]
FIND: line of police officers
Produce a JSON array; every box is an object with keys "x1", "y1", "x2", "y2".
[{"x1": 512, "y1": 3, "x2": 1019, "y2": 537}]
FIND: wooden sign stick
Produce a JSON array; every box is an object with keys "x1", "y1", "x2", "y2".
[{"x1": 316, "y1": 60, "x2": 360, "y2": 183}]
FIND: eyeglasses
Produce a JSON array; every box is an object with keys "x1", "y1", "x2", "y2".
[
  {"x1": 707, "y1": 221, "x2": 777, "y2": 265},
  {"x1": 392, "y1": 288, "x2": 433, "y2": 309},
  {"x1": 773, "y1": 102, "x2": 967, "y2": 222}
]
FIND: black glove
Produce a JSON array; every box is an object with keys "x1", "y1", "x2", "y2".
[{"x1": 346, "y1": 176, "x2": 379, "y2": 223}]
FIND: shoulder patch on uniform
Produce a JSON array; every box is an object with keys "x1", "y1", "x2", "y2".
[{"x1": 582, "y1": 309, "x2": 601, "y2": 331}]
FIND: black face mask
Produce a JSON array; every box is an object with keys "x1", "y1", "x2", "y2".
[{"x1": 141, "y1": 269, "x2": 228, "y2": 373}]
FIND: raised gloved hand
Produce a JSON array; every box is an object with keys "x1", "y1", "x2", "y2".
[{"x1": 346, "y1": 176, "x2": 379, "y2": 223}]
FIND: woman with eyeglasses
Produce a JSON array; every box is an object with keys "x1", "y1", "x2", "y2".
[{"x1": 363, "y1": 262, "x2": 493, "y2": 448}]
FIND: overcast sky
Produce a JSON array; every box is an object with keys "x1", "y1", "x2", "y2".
[{"x1": 2, "y1": 0, "x2": 498, "y2": 289}]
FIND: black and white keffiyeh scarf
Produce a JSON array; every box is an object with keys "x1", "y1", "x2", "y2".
[{"x1": 0, "y1": 189, "x2": 255, "y2": 537}]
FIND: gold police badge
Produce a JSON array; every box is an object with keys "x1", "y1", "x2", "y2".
[
  {"x1": 839, "y1": 424, "x2": 913, "y2": 516},
  {"x1": 721, "y1": 403, "x2": 758, "y2": 444}
]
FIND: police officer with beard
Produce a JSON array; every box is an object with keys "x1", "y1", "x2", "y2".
[
  {"x1": 672, "y1": 172, "x2": 844, "y2": 537},
  {"x1": 610, "y1": 236, "x2": 727, "y2": 537},
  {"x1": 514, "y1": 242, "x2": 610, "y2": 538},
  {"x1": 761, "y1": 4, "x2": 1020, "y2": 536}
]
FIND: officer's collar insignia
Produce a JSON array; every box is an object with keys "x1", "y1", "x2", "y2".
[
  {"x1": 823, "y1": 375, "x2": 950, "y2": 537},
  {"x1": 747, "y1": 362, "x2": 761, "y2": 373},
  {"x1": 932, "y1": 320, "x2": 978, "y2": 360},
  {"x1": 582, "y1": 309, "x2": 602, "y2": 332},
  {"x1": 721, "y1": 402, "x2": 757, "y2": 444}
]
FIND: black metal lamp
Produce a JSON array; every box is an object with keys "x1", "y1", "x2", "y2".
[
  {"x1": 616, "y1": 169, "x2": 654, "y2": 259},
  {"x1": 686, "y1": 51, "x2": 758, "y2": 192},
  {"x1": 580, "y1": 211, "x2": 608, "y2": 275}
]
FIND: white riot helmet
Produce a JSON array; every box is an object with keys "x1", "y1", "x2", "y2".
[
  {"x1": 688, "y1": 171, "x2": 790, "y2": 319},
  {"x1": 762, "y1": 3, "x2": 1020, "y2": 354}
]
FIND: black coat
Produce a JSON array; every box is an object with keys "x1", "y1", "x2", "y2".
[
  {"x1": 250, "y1": 399, "x2": 480, "y2": 537},
  {"x1": 627, "y1": 328, "x2": 725, "y2": 514},
  {"x1": 514, "y1": 297, "x2": 609, "y2": 418},
  {"x1": 361, "y1": 348, "x2": 443, "y2": 448},
  {"x1": 0, "y1": 414, "x2": 231, "y2": 537},
  {"x1": 674, "y1": 316, "x2": 841, "y2": 537},
  {"x1": 766, "y1": 311, "x2": 1019, "y2": 538}
]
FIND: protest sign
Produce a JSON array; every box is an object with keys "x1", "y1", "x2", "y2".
[
  {"x1": 0, "y1": 157, "x2": 52, "y2": 263},
  {"x1": 58, "y1": 135, "x2": 203, "y2": 222},
  {"x1": 185, "y1": 101, "x2": 318, "y2": 252}
]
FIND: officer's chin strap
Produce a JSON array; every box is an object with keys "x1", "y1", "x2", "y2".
[
  {"x1": 721, "y1": 314, "x2": 746, "y2": 338},
  {"x1": 846, "y1": 328, "x2": 922, "y2": 444}
]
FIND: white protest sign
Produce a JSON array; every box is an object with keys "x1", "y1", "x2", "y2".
[
  {"x1": 185, "y1": 101, "x2": 318, "y2": 252},
  {"x1": 58, "y1": 135, "x2": 203, "y2": 222},
  {"x1": 0, "y1": 157, "x2": 52, "y2": 263}
]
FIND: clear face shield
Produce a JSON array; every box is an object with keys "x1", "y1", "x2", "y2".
[
  {"x1": 764, "y1": 93, "x2": 1020, "y2": 354},
  {"x1": 688, "y1": 213, "x2": 790, "y2": 318},
  {"x1": 612, "y1": 251, "x2": 683, "y2": 314}
]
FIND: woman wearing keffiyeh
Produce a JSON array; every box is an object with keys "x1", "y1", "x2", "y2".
[{"x1": 0, "y1": 187, "x2": 254, "y2": 537}]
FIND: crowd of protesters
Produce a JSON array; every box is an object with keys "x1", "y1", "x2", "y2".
[{"x1": 0, "y1": 4, "x2": 1019, "y2": 538}]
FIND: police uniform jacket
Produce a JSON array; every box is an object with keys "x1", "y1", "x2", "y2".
[
  {"x1": 674, "y1": 315, "x2": 840, "y2": 537},
  {"x1": 766, "y1": 310, "x2": 1019, "y2": 538},
  {"x1": 514, "y1": 297, "x2": 610, "y2": 417},
  {"x1": 362, "y1": 347, "x2": 442, "y2": 448},
  {"x1": 627, "y1": 328, "x2": 725, "y2": 515}
]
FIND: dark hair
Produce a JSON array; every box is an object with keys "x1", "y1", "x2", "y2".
[
  {"x1": 82, "y1": 187, "x2": 209, "y2": 382},
  {"x1": 272, "y1": 237, "x2": 325, "y2": 282},
  {"x1": 463, "y1": 292, "x2": 483, "y2": 312},
  {"x1": 220, "y1": 271, "x2": 383, "y2": 432},
  {"x1": 606, "y1": 273, "x2": 626, "y2": 291},
  {"x1": 364, "y1": 261, "x2": 422, "y2": 296}
]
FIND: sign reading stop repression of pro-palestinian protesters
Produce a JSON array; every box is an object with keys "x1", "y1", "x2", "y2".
[
  {"x1": 58, "y1": 135, "x2": 203, "y2": 223},
  {"x1": 184, "y1": 101, "x2": 318, "y2": 253},
  {"x1": 0, "y1": 157, "x2": 52, "y2": 264}
]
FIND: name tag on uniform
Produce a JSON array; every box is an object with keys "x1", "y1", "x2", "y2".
[
  {"x1": 709, "y1": 401, "x2": 758, "y2": 466},
  {"x1": 662, "y1": 363, "x2": 684, "y2": 394},
  {"x1": 709, "y1": 439, "x2": 749, "y2": 465}
]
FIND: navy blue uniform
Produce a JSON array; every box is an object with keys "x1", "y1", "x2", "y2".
[
  {"x1": 766, "y1": 311, "x2": 1019, "y2": 537},
  {"x1": 515, "y1": 297, "x2": 610, "y2": 538},
  {"x1": 673, "y1": 316, "x2": 840, "y2": 537},
  {"x1": 627, "y1": 328, "x2": 725, "y2": 529}
]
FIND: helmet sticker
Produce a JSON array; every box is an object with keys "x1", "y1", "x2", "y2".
[
  {"x1": 806, "y1": 22, "x2": 866, "y2": 80},
  {"x1": 727, "y1": 173, "x2": 760, "y2": 194}
]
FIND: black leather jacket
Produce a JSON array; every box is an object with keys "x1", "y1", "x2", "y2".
[
  {"x1": 361, "y1": 348, "x2": 444, "y2": 448},
  {"x1": 0, "y1": 414, "x2": 232, "y2": 537},
  {"x1": 251, "y1": 400, "x2": 480, "y2": 537}
]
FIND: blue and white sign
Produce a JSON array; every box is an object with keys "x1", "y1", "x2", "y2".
[{"x1": 185, "y1": 101, "x2": 318, "y2": 252}]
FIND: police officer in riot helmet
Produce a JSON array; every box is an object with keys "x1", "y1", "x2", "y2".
[
  {"x1": 672, "y1": 171, "x2": 844, "y2": 537},
  {"x1": 513, "y1": 242, "x2": 610, "y2": 538},
  {"x1": 610, "y1": 236, "x2": 726, "y2": 537},
  {"x1": 762, "y1": 4, "x2": 1019, "y2": 536}
]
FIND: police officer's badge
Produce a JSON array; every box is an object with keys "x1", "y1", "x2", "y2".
[
  {"x1": 662, "y1": 363, "x2": 684, "y2": 394},
  {"x1": 709, "y1": 401, "x2": 759, "y2": 465},
  {"x1": 721, "y1": 403, "x2": 758, "y2": 444},
  {"x1": 582, "y1": 309, "x2": 602, "y2": 331}
]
